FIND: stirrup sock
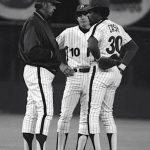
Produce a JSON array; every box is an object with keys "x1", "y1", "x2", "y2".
[
  {"x1": 23, "y1": 133, "x2": 34, "y2": 150},
  {"x1": 36, "y1": 134, "x2": 47, "y2": 150}
]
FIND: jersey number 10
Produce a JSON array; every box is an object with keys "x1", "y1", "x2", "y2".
[{"x1": 70, "y1": 48, "x2": 80, "y2": 57}]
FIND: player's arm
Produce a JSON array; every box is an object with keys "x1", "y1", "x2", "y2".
[
  {"x1": 118, "y1": 39, "x2": 139, "y2": 72},
  {"x1": 56, "y1": 32, "x2": 74, "y2": 76},
  {"x1": 59, "y1": 48, "x2": 74, "y2": 77},
  {"x1": 88, "y1": 36, "x2": 101, "y2": 60},
  {"x1": 117, "y1": 26, "x2": 139, "y2": 72},
  {"x1": 60, "y1": 48, "x2": 67, "y2": 64},
  {"x1": 59, "y1": 48, "x2": 75, "y2": 77}
]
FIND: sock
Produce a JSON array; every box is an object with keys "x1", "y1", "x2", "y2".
[
  {"x1": 107, "y1": 133, "x2": 117, "y2": 150},
  {"x1": 23, "y1": 133, "x2": 34, "y2": 150},
  {"x1": 89, "y1": 134, "x2": 95, "y2": 150},
  {"x1": 56, "y1": 133, "x2": 68, "y2": 150},
  {"x1": 107, "y1": 133, "x2": 112, "y2": 150},
  {"x1": 36, "y1": 134, "x2": 47, "y2": 150},
  {"x1": 76, "y1": 134, "x2": 88, "y2": 150},
  {"x1": 89, "y1": 134, "x2": 101, "y2": 150}
]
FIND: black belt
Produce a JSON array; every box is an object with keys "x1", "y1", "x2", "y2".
[{"x1": 74, "y1": 67, "x2": 90, "y2": 73}]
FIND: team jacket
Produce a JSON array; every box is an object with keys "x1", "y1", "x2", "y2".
[{"x1": 18, "y1": 11, "x2": 61, "y2": 74}]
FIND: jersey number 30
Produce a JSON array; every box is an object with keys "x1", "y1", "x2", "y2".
[{"x1": 106, "y1": 36, "x2": 122, "y2": 54}]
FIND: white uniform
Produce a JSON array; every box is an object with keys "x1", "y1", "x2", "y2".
[
  {"x1": 88, "y1": 19, "x2": 132, "y2": 134},
  {"x1": 56, "y1": 26, "x2": 94, "y2": 135}
]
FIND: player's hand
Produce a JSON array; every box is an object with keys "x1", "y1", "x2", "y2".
[
  {"x1": 59, "y1": 63, "x2": 74, "y2": 77},
  {"x1": 98, "y1": 55, "x2": 122, "y2": 70}
]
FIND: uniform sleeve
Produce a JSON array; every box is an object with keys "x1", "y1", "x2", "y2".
[
  {"x1": 92, "y1": 25, "x2": 104, "y2": 42},
  {"x1": 56, "y1": 30, "x2": 66, "y2": 50},
  {"x1": 120, "y1": 26, "x2": 132, "y2": 46}
]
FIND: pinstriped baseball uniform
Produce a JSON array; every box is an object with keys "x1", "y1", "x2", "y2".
[
  {"x1": 56, "y1": 26, "x2": 94, "y2": 135},
  {"x1": 88, "y1": 19, "x2": 132, "y2": 134},
  {"x1": 57, "y1": 26, "x2": 94, "y2": 68}
]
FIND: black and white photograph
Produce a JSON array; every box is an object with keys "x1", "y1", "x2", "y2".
[{"x1": 0, "y1": 0, "x2": 150, "y2": 150}]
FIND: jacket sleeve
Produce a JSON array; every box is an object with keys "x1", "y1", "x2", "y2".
[{"x1": 23, "y1": 22, "x2": 52, "y2": 62}]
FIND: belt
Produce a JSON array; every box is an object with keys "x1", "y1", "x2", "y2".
[{"x1": 74, "y1": 67, "x2": 90, "y2": 73}]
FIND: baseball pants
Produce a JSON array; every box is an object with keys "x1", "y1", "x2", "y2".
[
  {"x1": 22, "y1": 65, "x2": 54, "y2": 136},
  {"x1": 57, "y1": 71, "x2": 92, "y2": 135},
  {"x1": 88, "y1": 65, "x2": 122, "y2": 134}
]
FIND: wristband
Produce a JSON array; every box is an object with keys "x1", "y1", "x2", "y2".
[{"x1": 118, "y1": 63, "x2": 126, "y2": 71}]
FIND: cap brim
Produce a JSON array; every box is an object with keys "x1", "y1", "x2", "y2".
[
  {"x1": 35, "y1": 0, "x2": 61, "y2": 3},
  {"x1": 84, "y1": 6, "x2": 94, "y2": 11},
  {"x1": 76, "y1": 9, "x2": 87, "y2": 12},
  {"x1": 51, "y1": 0, "x2": 61, "y2": 4}
]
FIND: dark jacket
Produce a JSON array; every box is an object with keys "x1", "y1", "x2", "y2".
[{"x1": 18, "y1": 11, "x2": 61, "y2": 74}]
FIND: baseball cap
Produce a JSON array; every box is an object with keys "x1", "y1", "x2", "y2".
[
  {"x1": 35, "y1": 0, "x2": 61, "y2": 4},
  {"x1": 76, "y1": 4, "x2": 89, "y2": 12},
  {"x1": 76, "y1": 4, "x2": 89, "y2": 17},
  {"x1": 86, "y1": 0, "x2": 110, "y2": 11}
]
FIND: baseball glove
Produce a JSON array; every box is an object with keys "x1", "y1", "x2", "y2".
[{"x1": 98, "y1": 54, "x2": 122, "y2": 70}]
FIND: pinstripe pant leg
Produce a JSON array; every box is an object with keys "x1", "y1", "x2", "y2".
[
  {"x1": 22, "y1": 65, "x2": 38, "y2": 134},
  {"x1": 22, "y1": 90, "x2": 37, "y2": 134},
  {"x1": 89, "y1": 75, "x2": 107, "y2": 134},
  {"x1": 35, "y1": 68, "x2": 54, "y2": 136},
  {"x1": 34, "y1": 83, "x2": 54, "y2": 136},
  {"x1": 100, "y1": 67, "x2": 122, "y2": 134},
  {"x1": 78, "y1": 92, "x2": 89, "y2": 135},
  {"x1": 57, "y1": 93, "x2": 80, "y2": 133},
  {"x1": 100, "y1": 87, "x2": 117, "y2": 133},
  {"x1": 57, "y1": 76, "x2": 81, "y2": 133}
]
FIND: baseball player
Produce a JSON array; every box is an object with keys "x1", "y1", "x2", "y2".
[
  {"x1": 85, "y1": 0, "x2": 139, "y2": 150},
  {"x1": 56, "y1": 4, "x2": 94, "y2": 150},
  {"x1": 18, "y1": 0, "x2": 61, "y2": 150}
]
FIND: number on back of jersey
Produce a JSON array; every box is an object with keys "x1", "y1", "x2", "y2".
[{"x1": 106, "y1": 36, "x2": 123, "y2": 54}]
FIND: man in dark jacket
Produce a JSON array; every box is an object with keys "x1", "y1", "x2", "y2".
[{"x1": 18, "y1": 0, "x2": 61, "y2": 150}]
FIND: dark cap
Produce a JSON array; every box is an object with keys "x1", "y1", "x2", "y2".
[
  {"x1": 86, "y1": 0, "x2": 110, "y2": 11},
  {"x1": 76, "y1": 4, "x2": 89, "y2": 12},
  {"x1": 35, "y1": 0, "x2": 61, "y2": 4}
]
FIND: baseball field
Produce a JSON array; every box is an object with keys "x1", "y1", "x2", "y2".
[{"x1": 0, "y1": 114, "x2": 149, "y2": 150}]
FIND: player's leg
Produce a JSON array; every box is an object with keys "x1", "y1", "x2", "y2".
[
  {"x1": 56, "y1": 132, "x2": 68, "y2": 150},
  {"x1": 76, "y1": 92, "x2": 89, "y2": 150},
  {"x1": 100, "y1": 87, "x2": 117, "y2": 150},
  {"x1": 57, "y1": 76, "x2": 81, "y2": 150},
  {"x1": 88, "y1": 71, "x2": 107, "y2": 150},
  {"x1": 22, "y1": 66, "x2": 38, "y2": 150},
  {"x1": 35, "y1": 84, "x2": 53, "y2": 150},
  {"x1": 76, "y1": 134, "x2": 88, "y2": 150},
  {"x1": 100, "y1": 67, "x2": 122, "y2": 150},
  {"x1": 22, "y1": 92, "x2": 37, "y2": 150},
  {"x1": 34, "y1": 67, "x2": 55, "y2": 150},
  {"x1": 36, "y1": 134, "x2": 47, "y2": 150},
  {"x1": 57, "y1": 93, "x2": 80, "y2": 150}
]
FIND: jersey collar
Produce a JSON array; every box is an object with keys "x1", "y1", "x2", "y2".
[{"x1": 78, "y1": 26, "x2": 90, "y2": 34}]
